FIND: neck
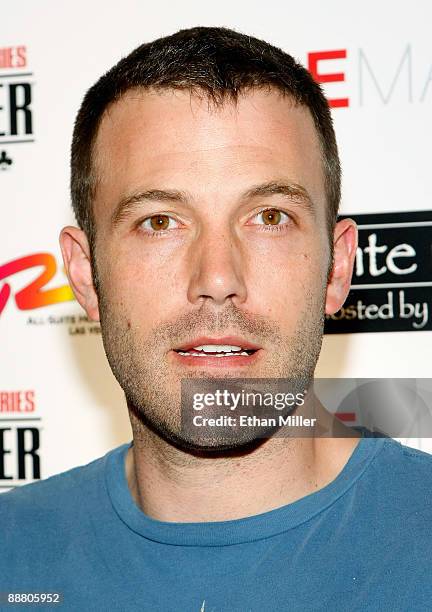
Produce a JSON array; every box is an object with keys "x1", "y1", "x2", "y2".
[{"x1": 125, "y1": 405, "x2": 360, "y2": 523}]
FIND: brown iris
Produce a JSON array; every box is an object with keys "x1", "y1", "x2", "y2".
[
  {"x1": 150, "y1": 214, "x2": 170, "y2": 231},
  {"x1": 262, "y1": 209, "x2": 281, "y2": 225}
]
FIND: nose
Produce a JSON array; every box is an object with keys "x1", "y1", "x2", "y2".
[{"x1": 187, "y1": 226, "x2": 248, "y2": 307}]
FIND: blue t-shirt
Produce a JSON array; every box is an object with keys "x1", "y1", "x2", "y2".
[{"x1": 1, "y1": 434, "x2": 432, "y2": 611}]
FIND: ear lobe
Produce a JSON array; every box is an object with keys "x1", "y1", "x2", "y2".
[
  {"x1": 59, "y1": 226, "x2": 100, "y2": 322},
  {"x1": 325, "y1": 219, "x2": 358, "y2": 316}
]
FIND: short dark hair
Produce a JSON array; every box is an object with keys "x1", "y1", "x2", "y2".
[{"x1": 71, "y1": 26, "x2": 340, "y2": 252}]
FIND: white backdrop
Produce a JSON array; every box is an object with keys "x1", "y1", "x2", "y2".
[{"x1": 1, "y1": 0, "x2": 431, "y2": 489}]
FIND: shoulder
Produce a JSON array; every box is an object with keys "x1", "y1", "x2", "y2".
[
  {"x1": 384, "y1": 438, "x2": 432, "y2": 494},
  {"x1": 361, "y1": 437, "x2": 432, "y2": 528},
  {"x1": 374, "y1": 436, "x2": 432, "y2": 476},
  {"x1": 0, "y1": 444, "x2": 128, "y2": 587},
  {"x1": 0, "y1": 444, "x2": 126, "y2": 527}
]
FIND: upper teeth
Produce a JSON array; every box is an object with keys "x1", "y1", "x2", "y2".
[
  {"x1": 177, "y1": 344, "x2": 252, "y2": 356},
  {"x1": 192, "y1": 345, "x2": 243, "y2": 352}
]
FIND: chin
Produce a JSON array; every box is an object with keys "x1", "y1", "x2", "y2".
[
  {"x1": 155, "y1": 423, "x2": 275, "y2": 456},
  {"x1": 138, "y1": 415, "x2": 264, "y2": 454}
]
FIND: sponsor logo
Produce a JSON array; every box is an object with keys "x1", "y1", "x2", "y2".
[
  {"x1": 0, "y1": 251, "x2": 102, "y2": 335},
  {"x1": 0, "y1": 44, "x2": 33, "y2": 169},
  {"x1": 0, "y1": 46, "x2": 27, "y2": 69},
  {"x1": 325, "y1": 211, "x2": 432, "y2": 333},
  {"x1": 0, "y1": 389, "x2": 41, "y2": 491},
  {"x1": 307, "y1": 45, "x2": 431, "y2": 107},
  {"x1": 0, "y1": 252, "x2": 74, "y2": 316}
]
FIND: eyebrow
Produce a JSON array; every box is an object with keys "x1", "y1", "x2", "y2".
[
  {"x1": 110, "y1": 180, "x2": 315, "y2": 227},
  {"x1": 243, "y1": 181, "x2": 315, "y2": 214},
  {"x1": 111, "y1": 189, "x2": 189, "y2": 227}
]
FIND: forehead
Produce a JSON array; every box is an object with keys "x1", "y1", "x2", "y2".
[{"x1": 92, "y1": 87, "x2": 325, "y2": 222}]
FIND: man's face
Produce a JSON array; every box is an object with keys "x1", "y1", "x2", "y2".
[{"x1": 62, "y1": 87, "x2": 355, "y2": 450}]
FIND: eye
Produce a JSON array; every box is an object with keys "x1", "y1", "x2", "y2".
[
  {"x1": 140, "y1": 214, "x2": 180, "y2": 233},
  {"x1": 250, "y1": 208, "x2": 291, "y2": 226}
]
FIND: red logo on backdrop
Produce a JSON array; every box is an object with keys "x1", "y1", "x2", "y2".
[
  {"x1": 308, "y1": 49, "x2": 349, "y2": 108},
  {"x1": 307, "y1": 45, "x2": 431, "y2": 106},
  {"x1": 0, "y1": 390, "x2": 35, "y2": 413},
  {"x1": 0, "y1": 45, "x2": 26, "y2": 69}
]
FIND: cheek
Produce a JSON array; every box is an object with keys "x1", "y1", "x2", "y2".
[
  {"x1": 246, "y1": 236, "x2": 326, "y2": 316},
  {"x1": 99, "y1": 241, "x2": 185, "y2": 319}
]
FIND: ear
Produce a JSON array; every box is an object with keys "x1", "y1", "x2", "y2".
[
  {"x1": 59, "y1": 226, "x2": 100, "y2": 322},
  {"x1": 325, "y1": 218, "x2": 358, "y2": 315}
]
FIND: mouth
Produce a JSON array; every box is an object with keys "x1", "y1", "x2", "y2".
[{"x1": 170, "y1": 336, "x2": 262, "y2": 367}]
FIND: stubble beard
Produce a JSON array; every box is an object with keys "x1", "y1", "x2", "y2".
[{"x1": 96, "y1": 276, "x2": 327, "y2": 453}]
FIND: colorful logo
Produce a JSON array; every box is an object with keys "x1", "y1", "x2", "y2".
[{"x1": 0, "y1": 253, "x2": 75, "y2": 316}]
